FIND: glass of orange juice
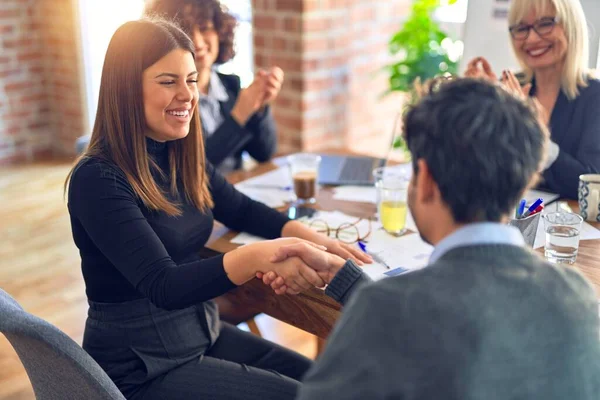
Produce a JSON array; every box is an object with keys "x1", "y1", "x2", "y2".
[{"x1": 373, "y1": 166, "x2": 409, "y2": 236}]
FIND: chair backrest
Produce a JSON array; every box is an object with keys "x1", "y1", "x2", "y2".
[{"x1": 0, "y1": 288, "x2": 126, "y2": 400}]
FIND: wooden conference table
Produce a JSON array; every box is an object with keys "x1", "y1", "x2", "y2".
[{"x1": 207, "y1": 156, "x2": 600, "y2": 340}]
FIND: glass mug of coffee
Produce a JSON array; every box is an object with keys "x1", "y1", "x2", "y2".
[{"x1": 287, "y1": 153, "x2": 321, "y2": 205}]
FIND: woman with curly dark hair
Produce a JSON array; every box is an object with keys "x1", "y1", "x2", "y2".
[{"x1": 146, "y1": 0, "x2": 283, "y2": 171}]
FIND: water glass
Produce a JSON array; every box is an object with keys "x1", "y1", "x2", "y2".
[
  {"x1": 373, "y1": 166, "x2": 410, "y2": 236},
  {"x1": 287, "y1": 153, "x2": 321, "y2": 205},
  {"x1": 543, "y1": 212, "x2": 583, "y2": 264}
]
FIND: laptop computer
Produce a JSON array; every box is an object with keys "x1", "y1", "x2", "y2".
[{"x1": 318, "y1": 155, "x2": 386, "y2": 186}]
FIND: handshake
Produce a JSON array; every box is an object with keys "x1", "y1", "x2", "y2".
[{"x1": 230, "y1": 237, "x2": 372, "y2": 296}]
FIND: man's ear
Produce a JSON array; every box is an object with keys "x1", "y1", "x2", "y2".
[{"x1": 415, "y1": 159, "x2": 437, "y2": 204}]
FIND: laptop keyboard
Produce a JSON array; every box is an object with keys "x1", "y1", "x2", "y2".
[{"x1": 339, "y1": 158, "x2": 374, "y2": 182}]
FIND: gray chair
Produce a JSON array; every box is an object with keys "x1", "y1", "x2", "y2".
[{"x1": 0, "y1": 288, "x2": 125, "y2": 400}]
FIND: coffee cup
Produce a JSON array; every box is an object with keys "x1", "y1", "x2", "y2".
[
  {"x1": 579, "y1": 174, "x2": 600, "y2": 222},
  {"x1": 287, "y1": 154, "x2": 321, "y2": 205}
]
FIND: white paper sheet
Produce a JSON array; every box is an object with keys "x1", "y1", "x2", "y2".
[
  {"x1": 236, "y1": 167, "x2": 290, "y2": 187},
  {"x1": 230, "y1": 231, "x2": 265, "y2": 245},
  {"x1": 358, "y1": 232, "x2": 433, "y2": 281},
  {"x1": 231, "y1": 210, "x2": 432, "y2": 283},
  {"x1": 366, "y1": 230, "x2": 433, "y2": 269},
  {"x1": 523, "y1": 189, "x2": 560, "y2": 206},
  {"x1": 230, "y1": 210, "x2": 379, "y2": 245},
  {"x1": 532, "y1": 210, "x2": 600, "y2": 249},
  {"x1": 234, "y1": 168, "x2": 292, "y2": 208},
  {"x1": 332, "y1": 186, "x2": 376, "y2": 203},
  {"x1": 234, "y1": 186, "x2": 291, "y2": 208}
]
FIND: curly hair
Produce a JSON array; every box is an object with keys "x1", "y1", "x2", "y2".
[{"x1": 145, "y1": 0, "x2": 237, "y2": 64}]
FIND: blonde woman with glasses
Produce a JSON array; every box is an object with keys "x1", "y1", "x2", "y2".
[{"x1": 465, "y1": 0, "x2": 600, "y2": 199}]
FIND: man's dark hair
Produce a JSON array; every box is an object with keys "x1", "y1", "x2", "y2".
[
  {"x1": 145, "y1": 0, "x2": 237, "y2": 64},
  {"x1": 403, "y1": 77, "x2": 548, "y2": 223}
]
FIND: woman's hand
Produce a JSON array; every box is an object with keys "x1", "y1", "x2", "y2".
[
  {"x1": 257, "y1": 241, "x2": 347, "y2": 295},
  {"x1": 230, "y1": 67, "x2": 284, "y2": 124},
  {"x1": 223, "y1": 237, "x2": 325, "y2": 292},
  {"x1": 268, "y1": 255, "x2": 327, "y2": 294},
  {"x1": 260, "y1": 67, "x2": 284, "y2": 106},
  {"x1": 281, "y1": 220, "x2": 372, "y2": 266},
  {"x1": 501, "y1": 69, "x2": 532, "y2": 98},
  {"x1": 257, "y1": 271, "x2": 286, "y2": 295},
  {"x1": 320, "y1": 236, "x2": 372, "y2": 265},
  {"x1": 501, "y1": 70, "x2": 550, "y2": 126},
  {"x1": 464, "y1": 57, "x2": 497, "y2": 81},
  {"x1": 231, "y1": 76, "x2": 266, "y2": 125}
]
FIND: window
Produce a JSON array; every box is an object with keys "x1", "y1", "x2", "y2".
[
  {"x1": 436, "y1": 0, "x2": 468, "y2": 24},
  {"x1": 218, "y1": 0, "x2": 254, "y2": 87},
  {"x1": 77, "y1": 0, "x2": 145, "y2": 132}
]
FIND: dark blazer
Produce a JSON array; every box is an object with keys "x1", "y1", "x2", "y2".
[
  {"x1": 538, "y1": 78, "x2": 600, "y2": 199},
  {"x1": 202, "y1": 72, "x2": 278, "y2": 169}
]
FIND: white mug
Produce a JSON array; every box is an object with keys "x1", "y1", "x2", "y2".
[{"x1": 578, "y1": 174, "x2": 600, "y2": 222}]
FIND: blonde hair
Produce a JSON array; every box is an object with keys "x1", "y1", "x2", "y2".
[{"x1": 508, "y1": 0, "x2": 591, "y2": 99}]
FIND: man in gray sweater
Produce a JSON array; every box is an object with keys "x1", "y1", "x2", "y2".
[{"x1": 263, "y1": 78, "x2": 600, "y2": 399}]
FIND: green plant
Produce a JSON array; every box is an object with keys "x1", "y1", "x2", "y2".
[{"x1": 387, "y1": 0, "x2": 458, "y2": 151}]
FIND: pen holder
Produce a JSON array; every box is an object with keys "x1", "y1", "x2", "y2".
[{"x1": 509, "y1": 212, "x2": 541, "y2": 247}]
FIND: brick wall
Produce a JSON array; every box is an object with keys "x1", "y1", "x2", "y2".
[
  {"x1": 1, "y1": 0, "x2": 409, "y2": 163},
  {"x1": 252, "y1": 0, "x2": 410, "y2": 157},
  {"x1": 0, "y1": 0, "x2": 84, "y2": 164}
]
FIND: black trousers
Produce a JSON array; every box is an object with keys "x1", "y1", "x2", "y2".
[
  {"x1": 84, "y1": 298, "x2": 312, "y2": 400},
  {"x1": 134, "y1": 323, "x2": 312, "y2": 399}
]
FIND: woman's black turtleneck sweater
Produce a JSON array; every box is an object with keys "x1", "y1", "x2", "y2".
[{"x1": 67, "y1": 138, "x2": 289, "y2": 310}]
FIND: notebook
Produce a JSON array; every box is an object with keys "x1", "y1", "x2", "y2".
[{"x1": 524, "y1": 189, "x2": 560, "y2": 206}]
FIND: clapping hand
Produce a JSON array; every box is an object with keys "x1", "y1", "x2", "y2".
[
  {"x1": 231, "y1": 77, "x2": 266, "y2": 125},
  {"x1": 464, "y1": 57, "x2": 498, "y2": 81},
  {"x1": 230, "y1": 66, "x2": 284, "y2": 125},
  {"x1": 258, "y1": 66, "x2": 284, "y2": 107},
  {"x1": 501, "y1": 69, "x2": 532, "y2": 98},
  {"x1": 501, "y1": 70, "x2": 549, "y2": 126}
]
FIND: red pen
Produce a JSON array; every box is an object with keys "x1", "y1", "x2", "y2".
[{"x1": 529, "y1": 204, "x2": 544, "y2": 216}]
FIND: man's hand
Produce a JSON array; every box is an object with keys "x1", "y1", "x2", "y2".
[
  {"x1": 268, "y1": 256, "x2": 327, "y2": 295},
  {"x1": 256, "y1": 242, "x2": 347, "y2": 295},
  {"x1": 251, "y1": 238, "x2": 327, "y2": 294}
]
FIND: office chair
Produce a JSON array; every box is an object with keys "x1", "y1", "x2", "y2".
[{"x1": 0, "y1": 288, "x2": 126, "y2": 400}]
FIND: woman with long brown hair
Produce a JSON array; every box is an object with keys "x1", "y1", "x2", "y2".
[{"x1": 66, "y1": 18, "x2": 370, "y2": 399}]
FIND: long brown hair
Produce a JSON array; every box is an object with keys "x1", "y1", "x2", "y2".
[{"x1": 66, "y1": 18, "x2": 213, "y2": 215}]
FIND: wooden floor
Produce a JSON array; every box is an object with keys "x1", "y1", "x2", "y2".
[{"x1": 0, "y1": 160, "x2": 317, "y2": 400}]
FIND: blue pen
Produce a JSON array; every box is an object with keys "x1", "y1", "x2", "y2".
[
  {"x1": 516, "y1": 199, "x2": 526, "y2": 219},
  {"x1": 522, "y1": 198, "x2": 543, "y2": 218},
  {"x1": 243, "y1": 184, "x2": 292, "y2": 191},
  {"x1": 358, "y1": 241, "x2": 390, "y2": 269},
  {"x1": 357, "y1": 241, "x2": 367, "y2": 252}
]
